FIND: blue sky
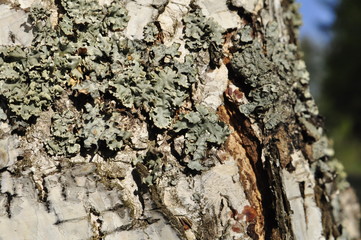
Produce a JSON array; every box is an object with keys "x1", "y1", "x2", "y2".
[{"x1": 297, "y1": 0, "x2": 336, "y2": 43}]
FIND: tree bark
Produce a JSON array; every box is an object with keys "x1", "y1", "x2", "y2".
[{"x1": 0, "y1": 0, "x2": 359, "y2": 239}]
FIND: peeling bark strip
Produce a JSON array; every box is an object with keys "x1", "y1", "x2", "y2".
[{"x1": 0, "y1": 0, "x2": 359, "y2": 240}]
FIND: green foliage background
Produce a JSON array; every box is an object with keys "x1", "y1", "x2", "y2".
[{"x1": 304, "y1": 0, "x2": 361, "y2": 175}]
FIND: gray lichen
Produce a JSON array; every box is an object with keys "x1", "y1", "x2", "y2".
[
  {"x1": 46, "y1": 110, "x2": 80, "y2": 156},
  {"x1": 46, "y1": 103, "x2": 132, "y2": 156},
  {"x1": 80, "y1": 103, "x2": 131, "y2": 151},
  {"x1": 173, "y1": 105, "x2": 230, "y2": 170},
  {"x1": 230, "y1": 22, "x2": 301, "y2": 130},
  {"x1": 0, "y1": 44, "x2": 63, "y2": 121},
  {"x1": 0, "y1": 1, "x2": 229, "y2": 169},
  {"x1": 143, "y1": 22, "x2": 160, "y2": 43},
  {"x1": 183, "y1": 8, "x2": 223, "y2": 52},
  {"x1": 138, "y1": 150, "x2": 165, "y2": 185}
]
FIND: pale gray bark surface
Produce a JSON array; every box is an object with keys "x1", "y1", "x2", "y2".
[{"x1": 0, "y1": 0, "x2": 359, "y2": 240}]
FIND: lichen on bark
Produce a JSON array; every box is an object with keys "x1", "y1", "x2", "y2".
[
  {"x1": 0, "y1": 0, "x2": 229, "y2": 164},
  {"x1": 0, "y1": 0, "x2": 359, "y2": 239}
]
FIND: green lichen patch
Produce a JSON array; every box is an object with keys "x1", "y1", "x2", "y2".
[
  {"x1": 1, "y1": 1, "x2": 230, "y2": 167},
  {"x1": 143, "y1": 22, "x2": 160, "y2": 44},
  {"x1": 46, "y1": 103, "x2": 132, "y2": 156},
  {"x1": 106, "y1": 41, "x2": 196, "y2": 129},
  {"x1": 46, "y1": 110, "x2": 80, "y2": 156},
  {"x1": 80, "y1": 103, "x2": 131, "y2": 152},
  {"x1": 173, "y1": 105, "x2": 230, "y2": 170},
  {"x1": 183, "y1": 8, "x2": 223, "y2": 52},
  {"x1": 0, "y1": 43, "x2": 64, "y2": 121},
  {"x1": 230, "y1": 22, "x2": 303, "y2": 130},
  {"x1": 138, "y1": 150, "x2": 165, "y2": 185}
]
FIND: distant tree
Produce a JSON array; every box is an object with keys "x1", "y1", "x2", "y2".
[
  {"x1": 321, "y1": 0, "x2": 361, "y2": 173},
  {"x1": 300, "y1": 37, "x2": 325, "y2": 101}
]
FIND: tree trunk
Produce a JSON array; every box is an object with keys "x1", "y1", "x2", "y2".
[{"x1": 0, "y1": 0, "x2": 359, "y2": 239}]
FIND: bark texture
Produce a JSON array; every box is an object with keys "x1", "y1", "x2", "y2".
[{"x1": 0, "y1": 0, "x2": 359, "y2": 239}]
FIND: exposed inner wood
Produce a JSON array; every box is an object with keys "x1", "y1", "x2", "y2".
[{"x1": 217, "y1": 105, "x2": 264, "y2": 240}]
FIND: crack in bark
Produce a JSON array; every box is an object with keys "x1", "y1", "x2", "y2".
[
  {"x1": 262, "y1": 154, "x2": 294, "y2": 240},
  {"x1": 134, "y1": 163, "x2": 187, "y2": 239},
  {"x1": 131, "y1": 167, "x2": 147, "y2": 214},
  {"x1": 90, "y1": 207, "x2": 104, "y2": 240},
  {"x1": 4, "y1": 191, "x2": 14, "y2": 218},
  {"x1": 218, "y1": 98, "x2": 298, "y2": 240},
  {"x1": 314, "y1": 182, "x2": 341, "y2": 238},
  {"x1": 217, "y1": 104, "x2": 264, "y2": 240},
  {"x1": 41, "y1": 175, "x2": 51, "y2": 212},
  {"x1": 54, "y1": 216, "x2": 88, "y2": 225}
]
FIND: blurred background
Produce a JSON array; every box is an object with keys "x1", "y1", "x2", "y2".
[{"x1": 296, "y1": 0, "x2": 361, "y2": 197}]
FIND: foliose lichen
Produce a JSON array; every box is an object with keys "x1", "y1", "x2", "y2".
[
  {"x1": 230, "y1": 22, "x2": 300, "y2": 130},
  {"x1": 0, "y1": 44, "x2": 63, "y2": 121},
  {"x1": 46, "y1": 110, "x2": 80, "y2": 156},
  {"x1": 80, "y1": 103, "x2": 131, "y2": 152},
  {"x1": 138, "y1": 150, "x2": 165, "y2": 185},
  {"x1": 183, "y1": 8, "x2": 223, "y2": 52},
  {"x1": 173, "y1": 105, "x2": 230, "y2": 170},
  {"x1": 0, "y1": 1, "x2": 229, "y2": 168},
  {"x1": 143, "y1": 22, "x2": 160, "y2": 44}
]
